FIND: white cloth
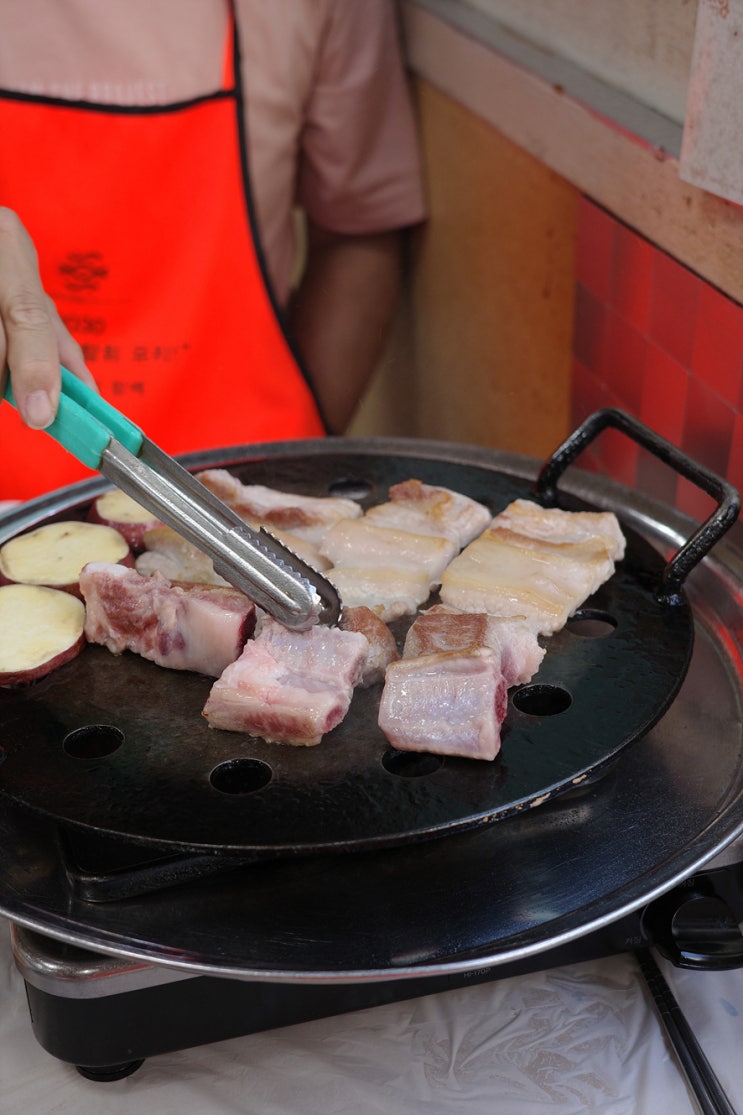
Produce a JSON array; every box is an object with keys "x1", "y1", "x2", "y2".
[{"x1": 2, "y1": 920, "x2": 743, "y2": 1114}]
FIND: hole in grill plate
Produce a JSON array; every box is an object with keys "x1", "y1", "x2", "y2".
[
  {"x1": 63, "y1": 725, "x2": 124, "y2": 759},
  {"x1": 566, "y1": 609, "x2": 617, "y2": 638},
  {"x1": 210, "y1": 758, "x2": 273, "y2": 795},
  {"x1": 382, "y1": 749, "x2": 443, "y2": 778},
  {"x1": 328, "y1": 477, "x2": 373, "y2": 500},
  {"x1": 512, "y1": 685, "x2": 572, "y2": 717}
]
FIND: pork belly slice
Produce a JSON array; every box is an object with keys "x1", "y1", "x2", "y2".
[
  {"x1": 440, "y1": 500, "x2": 625, "y2": 636},
  {"x1": 195, "y1": 469, "x2": 361, "y2": 546},
  {"x1": 80, "y1": 562, "x2": 256, "y2": 677},
  {"x1": 339, "y1": 604, "x2": 399, "y2": 686},
  {"x1": 440, "y1": 531, "x2": 607, "y2": 635},
  {"x1": 378, "y1": 648, "x2": 508, "y2": 761},
  {"x1": 327, "y1": 565, "x2": 432, "y2": 623},
  {"x1": 321, "y1": 518, "x2": 457, "y2": 621},
  {"x1": 321, "y1": 519, "x2": 457, "y2": 584},
  {"x1": 364, "y1": 479, "x2": 491, "y2": 548},
  {"x1": 203, "y1": 619, "x2": 368, "y2": 745},
  {"x1": 494, "y1": 498, "x2": 625, "y2": 558},
  {"x1": 404, "y1": 604, "x2": 544, "y2": 687}
]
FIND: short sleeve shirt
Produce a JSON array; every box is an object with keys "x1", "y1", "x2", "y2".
[{"x1": 0, "y1": 0, "x2": 426, "y2": 304}]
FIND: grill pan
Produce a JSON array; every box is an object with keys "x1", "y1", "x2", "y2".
[
  {"x1": 0, "y1": 413, "x2": 741, "y2": 981},
  {"x1": 0, "y1": 410, "x2": 736, "y2": 860}
]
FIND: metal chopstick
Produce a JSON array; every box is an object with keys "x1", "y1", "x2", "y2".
[{"x1": 635, "y1": 949, "x2": 738, "y2": 1115}]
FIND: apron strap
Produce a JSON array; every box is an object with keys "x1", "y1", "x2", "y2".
[{"x1": 221, "y1": 0, "x2": 237, "y2": 92}]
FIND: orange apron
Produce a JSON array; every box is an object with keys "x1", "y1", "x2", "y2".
[{"x1": 0, "y1": 3, "x2": 325, "y2": 500}]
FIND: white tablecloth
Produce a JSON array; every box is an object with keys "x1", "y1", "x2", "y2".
[{"x1": 2, "y1": 921, "x2": 742, "y2": 1115}]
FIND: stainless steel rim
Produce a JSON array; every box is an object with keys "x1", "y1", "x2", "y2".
[{"x1": 0, "y1": 436, "x2": 740, "y2": 983}]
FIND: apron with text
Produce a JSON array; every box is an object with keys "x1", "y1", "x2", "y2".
[{"x1": 0, "y1": 6, "x2": 325, "y2": 500}]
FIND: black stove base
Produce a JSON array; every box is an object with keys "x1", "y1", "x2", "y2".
[
  {"x1": 21, "y1": 925, "x2": 635, "y2": 1080},
  {"x1": 17, "y1": 859, "x2": 743, "y2": 1081}
]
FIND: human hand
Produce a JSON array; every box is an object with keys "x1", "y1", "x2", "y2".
[{"x1": 0, "y1": 207, "x2": 96, "y2": 429}]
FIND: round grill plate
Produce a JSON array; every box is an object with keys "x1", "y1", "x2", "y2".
[{"x1": 0, "y1": 449, "x2": 692, "y2": 854}]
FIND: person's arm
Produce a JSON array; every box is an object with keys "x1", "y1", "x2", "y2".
[
  {"x1": 288, "y1": 221, "x2": 404, "y2": 434},
  {"x1": 0, "y1": 207, "x2": 94, "y2": 429}
]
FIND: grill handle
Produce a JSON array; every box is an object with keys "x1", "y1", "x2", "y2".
[{"x1": 534, "y1": 407, "x2": 741, "y2": 602}]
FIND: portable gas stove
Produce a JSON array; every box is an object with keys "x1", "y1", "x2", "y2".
[{"x1": 2, "y1": 410, "x2": 743, "y2": 1082}]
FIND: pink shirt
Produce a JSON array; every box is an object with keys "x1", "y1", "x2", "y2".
[{"x1": 0, "y1": 0, "x2": 426, "y2": 304}]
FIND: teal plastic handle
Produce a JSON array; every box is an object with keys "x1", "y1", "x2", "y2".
[{"x1": 3, "y1": 366, "x2": 144, "y2": 470}]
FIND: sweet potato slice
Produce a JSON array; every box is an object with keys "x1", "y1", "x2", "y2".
[
  {"x1": 0, "y1": 520, "x2": 132, "y2": 594},
  {"x1": 0, "y1": 583, "x2": 86, "y2": 685},
  {"x1": 88, "y1": 488, "x2": 162, "y2": 551}
]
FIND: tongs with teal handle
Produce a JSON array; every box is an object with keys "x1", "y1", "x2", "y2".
[{"x1": 3, "y1": 367, "x2": 342, "y2": 630}]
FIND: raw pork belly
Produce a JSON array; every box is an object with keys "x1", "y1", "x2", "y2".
[
  {"x1": 364, "y1": 479, "x2": 491, "y2": 547},
  {"x1": 440, "y1": 499, "x2": 625, "y2": 636},
  {"x1": 339, "y1": 604, "x2": 399, "y2": 686},
  {"x1": 327, "y1": 566, "x2": 432, "y2": 624},
  {"x1": 318, "y1": 480, "x2": 489, "y2": 622},
  {"x1": 404, "y1": 604, "x2": 544, "y2": 687},
  {"x1": 80, "y1": 562, "x2": 256, "y2": 677},
  {"x1": 321, "y1": 519, "x2": 457, "y2": 579},
  {"x1": 320, "y1": 517, "x2": 458, "y2": 622},
  {"x1": 203, "y1": 619, "x2": 368, "y2": 745},
  {"x1": 195, "y1": 470, "x2": 361, "y2": 546},
  {"x1": 378, "y1": 648, "x2": 508, "y2": 761},
  {"x1": 494, "y1": 498, "x2": 625, "y2": 551}
]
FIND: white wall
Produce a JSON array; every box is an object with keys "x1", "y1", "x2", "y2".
[
  {"x1": 440, "y1": 0, "x2": 698, "y2": 124},
  {"x1": 403, "y1": 1, "x2": 743, "y2": 304}
]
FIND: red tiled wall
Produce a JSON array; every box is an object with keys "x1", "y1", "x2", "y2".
[{"x1": 572, "y1": 197, "x2": 743, "y2": 526}]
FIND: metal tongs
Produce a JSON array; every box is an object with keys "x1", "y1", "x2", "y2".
[{"x1": 3, "y1": 367, "x2": 342, "y2": 630}]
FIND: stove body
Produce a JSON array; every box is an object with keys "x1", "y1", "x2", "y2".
[{"x1": 12, "y1": 848, "x2": 743, "y2": 1081}]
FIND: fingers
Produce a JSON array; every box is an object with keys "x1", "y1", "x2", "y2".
[
  {"x1": 0, "y1": 208, "x2": 90, "y2": 427},
  {"x1": 48, "y1": 297, "x2": 98, "y2": 392},
  {"x1": 0, "y1": 208, "x2": 58, "y2": 427}
]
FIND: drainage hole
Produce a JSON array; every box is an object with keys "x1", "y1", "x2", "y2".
[
  {"x1": 565, "y1": 609, "x2": 617, "y2": 638},
  {"x1": 512, "y1": 684, "x2": 572, "y2": 717},
  {"x1": 210, "y1": 758, "x2": 273, "y2": 795},
  {"x1": 382, "y1": 749, "x2": 443, "y2": 778},
  {"x1": 63, "y1": 725, "x2": 124, "y2": 759},
  {"x1": 328, "y1": 477, "x2": 373, "y2": 501}
]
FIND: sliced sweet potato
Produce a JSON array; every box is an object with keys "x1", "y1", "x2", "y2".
[
  {"x1": 87, "y1": 488, "x2": 162, "y2": 551},
  {"x1": 0, "y1": 520, "x2": 132, "y2": 595},
  {"x1": 0, "y1": 583, "x2": 86, "y2": 685}
]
